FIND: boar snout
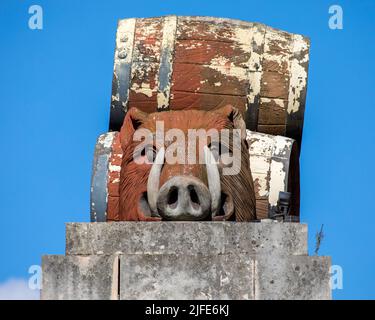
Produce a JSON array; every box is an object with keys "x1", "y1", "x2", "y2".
[{"x1": 156, "y1": 176, "x2": 211, "y2": 220}]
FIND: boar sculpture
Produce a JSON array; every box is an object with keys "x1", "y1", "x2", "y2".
[{"x1": 118, "y1": 105, "x2": 257, "y2": 221}]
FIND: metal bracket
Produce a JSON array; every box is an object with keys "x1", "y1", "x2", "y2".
[{"x1": 268, "y1": 191, "x2": 299, "y2": 222}]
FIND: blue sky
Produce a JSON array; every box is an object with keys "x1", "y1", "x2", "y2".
[{"x1": 0, "y1": 0, "x2": 374, "y2": 299}]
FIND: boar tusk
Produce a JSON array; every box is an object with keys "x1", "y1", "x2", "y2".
[
  {"x1": 204, "y1": 146, "x2": 221, "y2": 217},
  {"x1": 147, "y1": 147, "x2": 165, "y2": 214}
]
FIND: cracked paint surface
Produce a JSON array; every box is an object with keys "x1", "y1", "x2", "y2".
[
  {"x1": 109, "y1": 16, "x2": 310, "y2": 149},
  {"x1": 246, "y1": 130, "x2": 298, "y2": 215}
]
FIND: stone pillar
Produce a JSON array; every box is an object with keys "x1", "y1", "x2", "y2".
[{"x1": 41, "y1": 221, "x2": 331, "y2": 300}]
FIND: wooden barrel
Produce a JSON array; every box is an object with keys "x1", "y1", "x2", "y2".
[
  {"x1": 246, "y1": 131, "x2": 300, "y2": 220},
  {"x1": 90, "y1": 130, "x2": 299, "y2": 222},
  {"x1": 90, "y1": 132, "x2": 118, "y2": 222},
  {"x1": 110, "y1": 16, "x2": 310, "y2": 149}
]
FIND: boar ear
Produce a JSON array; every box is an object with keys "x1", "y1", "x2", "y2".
[
  {"x1": 120, "y1": 107, "x2": 148, "y2": 150},
  {"x1": 215, "y1": 104, "x2": 247, "y2": 140}
]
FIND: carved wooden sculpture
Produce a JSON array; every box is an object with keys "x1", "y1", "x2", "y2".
[
  {"x1": 116, "y1": 105, "x2": 255, "y2": 221},
  {"x1": 91, "y1": 16, "x2": 309, "y2": 222}
]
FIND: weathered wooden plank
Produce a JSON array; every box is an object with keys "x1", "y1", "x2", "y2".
[
  {"x1": 170, "y1": 91, "x2": 247, "y2": 113},
  {"x1": 127, "y1": 100, "x2": 157, "y2": 113},
  {"x1": 247, "y1": 130, "x2": 300, "y2": 218},
  {"x1": 246, "y1": 24, "x2": 266, "y2": 72},
  {"x1": 258, "y1": 98, "x2": 286, "y2": 125},
  {"x1": 252, "y1": 172, "x2": 269, "y2": 200},
  {"x1": 176, "y1": 23, "x2": 265, "y2": 68},
  {"x1": 106, "y1": 133, "x2": 122, "y2": 221},
  {"x1": 250, "y1": 154, "x2": 271, "y2": 174},
  {"x1": 172, "y1": 63, "x2": 248, "y2": 96},
  {"x1": 272, "y1": 135, "x2": 294, "y2": 159},
  {"x1": 107, "y1": 195, "x2": 120, "y2": 221},
  {"x1": 174, "y1": 39, "x2": 251, "y2": 68},
  {"x1": 257, "y1": 124, "x2": 286, "y2": 136},
  {"x1": 262, "y1": 27, "x2": 292, "y2": 74},
  {"x1": 260, "y1": 71, "x2": 289, "y2": 99},
  {"x1": 109, "y1": 16, "x2": 309, "y2": 151},
  {"x1": 177, "y1": 18, "x2": 241, "y2": 42},
  {"x1": 133, "y1": 18, "x2": 163, "y2": 63},
  {"x1": 107, "y1": 133, "x2": 122, "y2": 198},
  {"x1": 285, "y1": 119, "x2": 304, "y2": 146},
  {"x1": 256, "y1": 199, "x2": 269, "y2": 219},
  {"x1": 128, "y1": 62, "x2": 159, "y2": 108},
  {"x1": 247, "y1": 131, "x2": 274, "y2": 157}
]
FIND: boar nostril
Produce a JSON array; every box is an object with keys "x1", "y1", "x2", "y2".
[
  {"x1": 188, "y1": 185, "x2": 200, "y2": 209},
  {"x1": 167, "y1": 187, "x2": 179, "y2": 208}
]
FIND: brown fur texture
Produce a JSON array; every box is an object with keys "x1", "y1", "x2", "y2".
[{"x1": 119, "y1": 105, "x2": 256, "y2": 221}]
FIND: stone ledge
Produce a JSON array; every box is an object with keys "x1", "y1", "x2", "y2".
[
  {"x1": 42, "y1": 253, "x2": 331, "y2": 300},
  {"x1": 66, "y1": 221, "x2": 307, "y2": 256},
  {"x1": 41, "y1": 255, "x2": 118, "y2": 300},
  {"x1": 254, "y1": 254, "x2": 331, "y2": 300},
  {"x1": 120, "y1": 254, "x2": 330, "y2": 300},
  {"x1": 120, "y1": 253, "x2": 254, "y2": 300}
]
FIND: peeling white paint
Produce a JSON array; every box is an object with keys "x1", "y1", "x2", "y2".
[
  {"x1": 247, "y1": 71, "x2": 262, "y2": 106},
  {"x1": 250, "y1": 155, "x2": 271, "y2": 173},
  {"x1": 109, "y1": 164, "x2": 121, "y2": 172},
  {"x1": 235, "y1": 24, "x2": 265, "y2": 71},
  {"x1": 233, "y1": 26, "x2": 252, "y2": 55},
  {"x1": 268, "y1": 159, "x2": 286, "y2": 206},
  {"x1": 246, "y1": 130, "x2": 274, "y2": 157},
  {"x1": 287, "y1": 34, "x2": 309, "y2": 114},
  {"x1": 157, "y1": 15, "x2": 177, "y2": 109},
  {"x1": 98, "y1": 132, "x2": 116, "y2": 149},
  {"x1": 133, "y1": 20, "x2": 161, "y2": 61},
  {"x1": 207, "y1": 62, "x2": 249, "y2": 81},
  {"x1": 273, "y1": 135, "x2": 294, "y2": 158},
  {"x1": 131, "y1": 82, "x2": 154, "y2": 97},
  {"x1": 157, "y1": 92, "x2": 169, "y2": 110},
  {"x1": 130, "y1": 63, "x2": 159, "y2": 97},
  {"x1": 260, "y1": 97, "x2": 285, "y2": 109},
  {"x1": 262, "y1": 27, "x2": 291, "y2": 72},
  {"x1": 252, "y1": 173, "x2": 269, "y2": 197},
  {"x1": 131, "y1": 62, "x2": 157, "y2": 79},
  {"x1": 111, "y1": 95, "x2": 119, "y2": 102},
  {"x1": 247, "y1": 130, "x2": 295, "y2": 207}
]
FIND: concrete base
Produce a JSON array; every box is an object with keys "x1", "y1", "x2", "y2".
[{"x1": 42, "y1": 221, "x2": 331, "y2": 300}]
